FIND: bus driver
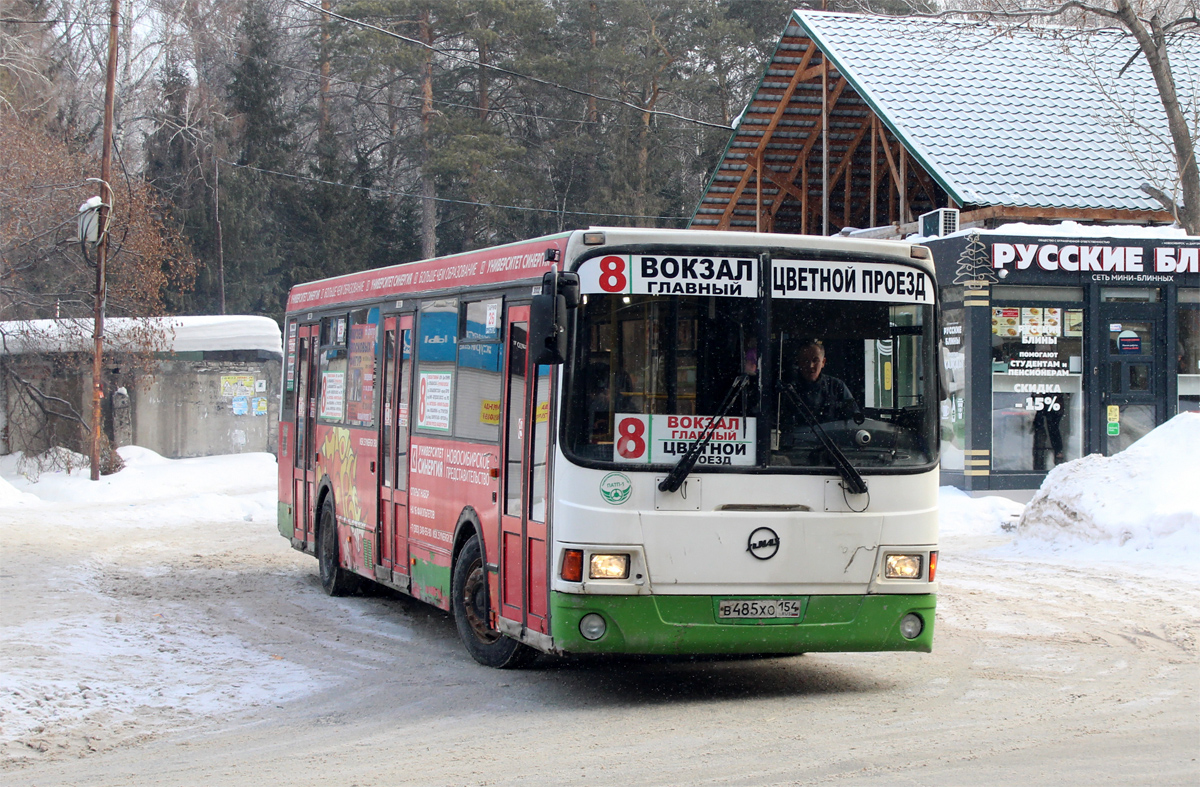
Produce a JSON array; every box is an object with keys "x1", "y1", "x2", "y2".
[{"x1": 792, "y1": 338, "x2": 856, "y2": 422}]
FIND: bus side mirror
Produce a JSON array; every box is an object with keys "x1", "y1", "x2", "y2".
[
  {"x1": 530, "y1": 291, "x2": 568, "y2": 365},
  {"x1": 541, "y1": 271, "x2": 581, "y2": 309}
]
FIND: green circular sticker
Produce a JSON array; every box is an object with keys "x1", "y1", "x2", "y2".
[{"x1": 599, "y1": 472, "x2": 632, "y2": 505}]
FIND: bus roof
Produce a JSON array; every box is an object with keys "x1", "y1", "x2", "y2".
[{"x1": 285, "y1": 228, "x2": 932, "y2": 313}]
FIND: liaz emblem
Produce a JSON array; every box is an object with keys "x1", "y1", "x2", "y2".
[
  {"x1": 599, "y1": 472, "x2": 632, "y2": 505},
  {"x1": 747, "y1": 527, "x2": 780, "y2": 560}
]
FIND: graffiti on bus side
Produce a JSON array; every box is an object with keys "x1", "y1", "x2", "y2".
[{"x1": 320, "y1": 427, "x2": 365, "y2": 527}]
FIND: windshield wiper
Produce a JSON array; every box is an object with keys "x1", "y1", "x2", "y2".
[
  {"x1": 658, "y1": 374, "x2": 750, "y2": 493},
  {"x1": 781, "y1": 383, "x2": 868, "y2": 496}
]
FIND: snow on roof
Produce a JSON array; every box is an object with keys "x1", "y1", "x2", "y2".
[
  {"x1": 0, "y1": 316, "x2": 283, "y2": 356},
  {"x1": 793, "y1": 11, "x2": 1198, "y2": 213},
  {"x1": 913, "y1": 220, "x2": 1195, "y2": 242},
  {"x1": 1017, "y1": 413, "x2": 1200, "y2": 554}
]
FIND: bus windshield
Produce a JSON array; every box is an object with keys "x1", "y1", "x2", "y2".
[{"x1": 565, "y1": 285, "x2": 938, "y2": 472}]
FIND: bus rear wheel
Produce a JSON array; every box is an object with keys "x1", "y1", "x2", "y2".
[
  {"x1": 452, "y1": 536, "x2": 537, "y2": 669},
  {"x1": 317, "y1": 497, "x2": 359, "y2": 596}
]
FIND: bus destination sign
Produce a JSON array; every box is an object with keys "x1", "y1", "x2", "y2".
[{"x1": 578, "y1": 253, "x2": 758, "y2": 297}]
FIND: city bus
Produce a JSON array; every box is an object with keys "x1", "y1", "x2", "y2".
[{"x1": 278, "y1": 228, "x2": 940, "y2": 668}]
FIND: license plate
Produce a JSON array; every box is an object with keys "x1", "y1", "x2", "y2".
[{"x1": 717, "y1": 599, "x2": 802, "y2": 619}]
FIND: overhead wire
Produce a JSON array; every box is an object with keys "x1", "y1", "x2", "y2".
[
  {"x1": 219, "y1": 158, "x2": 691, "y2": 222},
  {"x1": 289, "y1": 0, "x2": 733, "y2": 130}
]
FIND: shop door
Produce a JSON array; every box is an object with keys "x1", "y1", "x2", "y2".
[
  {"x1": 499, "y1": 307, "x2": 551, "y2": 636},
  {"x1": 293, "y1": 325, "x2": 318, "y2": 544},
  {"x1": 378, "y1": 316, "x2": 413, "y2": 583},
  {"x1": 1096, "y1": 302, "x2": 1167, "y2": 455}
]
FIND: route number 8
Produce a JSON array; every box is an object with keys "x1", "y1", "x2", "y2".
[
  {"x1": 599, "y1": 256, "x2": 627, "y2": 293},
  {"x1": 616, "y1": 417, "x2": 646, "y2": 459}
]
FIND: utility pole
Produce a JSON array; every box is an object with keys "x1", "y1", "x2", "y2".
[{"x1": 91, "y1": 0, "x2": 119, "y2": 480}]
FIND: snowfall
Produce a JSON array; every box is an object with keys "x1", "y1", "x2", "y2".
[{"x1": 1, "y1": 412, "x2": 1198, "y2": 764}]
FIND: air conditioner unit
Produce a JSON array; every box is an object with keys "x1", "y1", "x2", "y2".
[{"x1": 919, "y1": 208, "x2": 959, "y2": 238}]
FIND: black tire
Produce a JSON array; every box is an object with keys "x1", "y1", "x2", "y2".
[
  {"x1": 452, "y1": 535, "x2": 537, "y2": 669},
  {"x1": 317, "y1": 496, "x2": 359, "y2": 596}
]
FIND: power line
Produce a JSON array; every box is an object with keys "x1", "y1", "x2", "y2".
[
  {"x1": 248, "y1": 51, "x2": 651, "y2": 130},
  {"x1": 219, "y1": 158, "x2": 690, "y2": 222},
  {"x1": 290, "y1": 0, "x2": 732, "y2": 131}
]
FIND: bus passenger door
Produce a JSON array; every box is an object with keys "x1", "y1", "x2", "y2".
[
  {"x1": 293, "y1": 324, "x2": 318, "y2": 546},
  {"x1": 499, "y1": 307, "x2": 551, "y2": 636},
  {"x1": 378, "y1": 316, "x2": 413, "y2": 585}
]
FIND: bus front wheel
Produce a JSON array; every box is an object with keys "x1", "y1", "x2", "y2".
[
  {"x1": 452, "y1": 536, "x2": 537, "y2": 669},
  {"x1": 317, "y1": 497, "x2": 359, "y2": 596}
]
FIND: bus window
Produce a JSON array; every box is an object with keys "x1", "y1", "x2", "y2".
[
  {"x1": 318, "y1": 315, "x2": 348, "y2": 422},
  {"x1": 396, "y1": 328, "x2": 411, "y2": 490},
  {"x1": 381, "y1": 326, "x2": 395, "y2": 487},
  {"x1": 455, "y1": 298, "x2": 504, "y2": 442},
  {"x1": 505, "y1": 323, "x2": 528, "y2": 518},
  {"x1": 566, "y1": 292, "x2": 937, "y2": 470},
  {"x1": 346, "y1": 308, "x2": 379, "y2": 427},
  {"x1": 530, "y1": 363, "x2": 551, "y2": 521},
  {"x1": 415, "y1": 299, "x2": 457, "y2": 433},
  {"x1": 568, "y1": 295, "x2": 755, "y2": 460},
  {"x1": 284, "y1": 320, "x2": 297, "y2": 413},
  {"x1": 294, "y1": 333, "x2": 311, "y2": 469}
]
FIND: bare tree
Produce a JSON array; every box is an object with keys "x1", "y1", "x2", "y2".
[
  {"x1": 932, "y1": 1, "x2": 1200, "y2": 233},
  {"x1": 0, "y1": 110, "x2": 195, "y2": 470}
]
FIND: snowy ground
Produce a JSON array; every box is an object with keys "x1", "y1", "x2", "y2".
[{"x1": 1, "y1": 417, "x2": 1197, "y2": 784}]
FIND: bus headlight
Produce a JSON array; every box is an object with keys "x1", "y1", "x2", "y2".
[
  {"x1": 589, "y1": 553, "x2": 630, "y2": 579},
  {"x1": 580, "y1": 613, "x2": 607, "y2": 640},
  {"x1": 900, "y1": 613, "x2": 924, "y2": 639},
  {"x1": 885, "y1": 554, "x2": 923, "y2": 579}
]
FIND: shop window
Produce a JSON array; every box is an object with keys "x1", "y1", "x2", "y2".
[
  {"x1": 1102, "y1": 287, "x2": 1160, "y2": 303},
  {"x1": 1179, "y1": 288, "x2": 1200, "y2": 413},
  {"x1": 318, "y1": 315, "x2": 348, "y2": 422},
  {"x1": 991, "y1": 285, "x2": 1083, "y2": 302},
  {"x1": 1109, "y1": 321, "x2": 1151, "y2": 355},
  {"x1": 990, "y1": 298, "x2": 1084, "y2": 472},
  {"x1": 455, "y1": 298, "x2": 504, "y2": 441}
]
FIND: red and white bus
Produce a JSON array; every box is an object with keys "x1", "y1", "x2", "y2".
[{"x1": 279, "y1": 228, "x2": 940, "y2": 667}]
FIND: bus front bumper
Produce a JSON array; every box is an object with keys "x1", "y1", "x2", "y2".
[{"x1": 549, "y1": 592, "x2": 935, "y2": 655}]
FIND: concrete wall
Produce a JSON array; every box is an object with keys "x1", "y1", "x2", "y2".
[
  {"x1": 132, "y1": 354, "x2": 281, "y2": 458},
  {"x1": 2, "y1": 351, "x2": 281, "y2": 459}
]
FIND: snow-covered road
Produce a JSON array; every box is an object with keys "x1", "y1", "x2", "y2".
[{"x1": 1, "y1": 418, "x2": 1197, "y2": 785}]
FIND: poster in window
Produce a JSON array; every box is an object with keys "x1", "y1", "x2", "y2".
[
  {"x1": 347, "y1": 323, "x2": 376, "y2": 423},
  {"x1": 417, "y1": 371, "x2": 452, "y2": 431},
  {"x1": 992, "y1": 307, "x2": 1019, "y2": 337},
  {"x1": 321, "y1": 372, "x2": 345, "y2": 420},
  {"x1": 1042, "y1": 307, "x2": 1063, "y2": 337},
  {"x1": 1065, "y1": 309, "x2": 1084, "y2": 337}
]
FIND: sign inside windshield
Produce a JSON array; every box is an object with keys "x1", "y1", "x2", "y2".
[{"x1": 612, "y1": 414, "x2": 756, "y2": 466}]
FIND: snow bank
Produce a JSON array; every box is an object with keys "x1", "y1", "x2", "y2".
[
  {"x1": 0, "y1": 446, "x2": 277, "y2": 525},
  {"x1": 0, "y1": 474, "x2": 39, "y2": 506},
  {"x1": 938, "y1": 486, "x2": 1024, "y2": 538},
  {"x1": 1017, "y1": 413, "x2": 1200, "y2": 554}
]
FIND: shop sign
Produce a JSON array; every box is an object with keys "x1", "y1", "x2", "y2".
[
  {"x1": 1107, "y1": 422, "x2": 1121, "y2": 436},
  {"x1": 1107, "y1": 405, "x2": 1120, "y2": 423},
  {"x1": 991, "y1": 242, "x2": 1200, "y2": 276},
  {"x1": 1117, "y1": 330, "x2": 1141, "y2": 353}
]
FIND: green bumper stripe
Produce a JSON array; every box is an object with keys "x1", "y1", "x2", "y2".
[
  {"x1": 278, "y1": 501, "x2": 293, "y2": 538},
  {"x1": 550, "y1": 592, "x2": 935, "y2": 655}
]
